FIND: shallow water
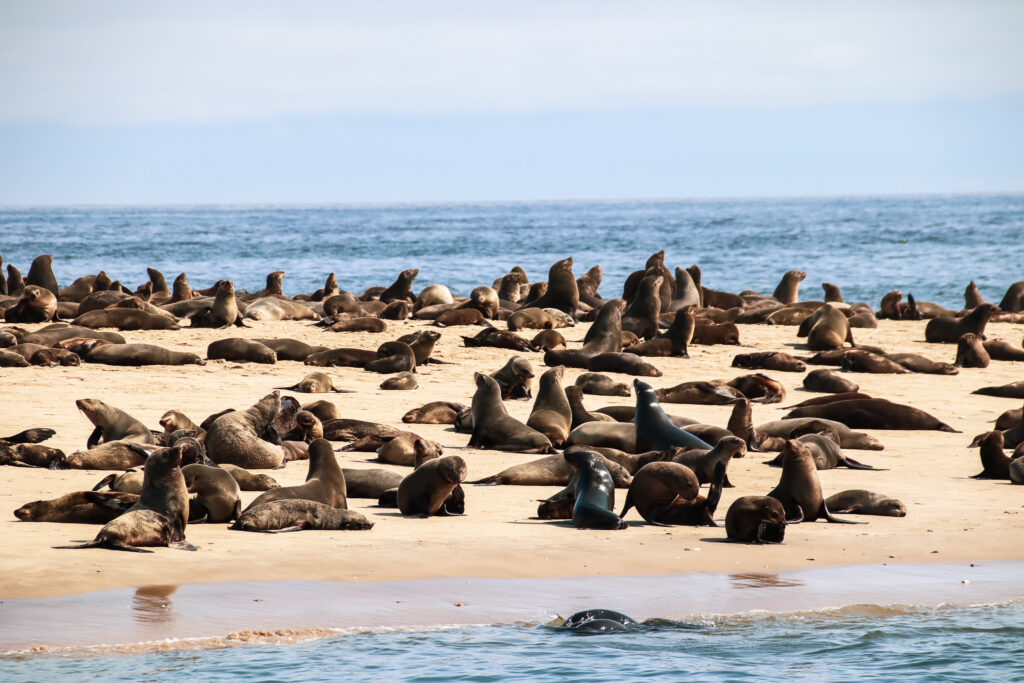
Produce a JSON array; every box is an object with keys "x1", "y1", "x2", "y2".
[
  {"x1": 3, "y1": 602, "x2": 1023, "y2": 682},
  {"x1": 2, "y1": 194, "x2": 1023, "y2": 308}
]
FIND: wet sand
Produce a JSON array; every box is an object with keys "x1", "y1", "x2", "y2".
[{"x1": 1, "y1": 317, "x2": 1023, "y2": 604}]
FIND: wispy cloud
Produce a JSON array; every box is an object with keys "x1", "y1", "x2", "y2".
[{"x1": 2, "y1": 1, "x2": 1022, "y2": 125}]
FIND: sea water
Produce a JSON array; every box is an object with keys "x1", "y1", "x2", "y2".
[{"x1": 2, "y1": 194, "x2": 1023, "y2": 308}]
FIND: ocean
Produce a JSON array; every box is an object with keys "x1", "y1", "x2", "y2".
[{"x1": 2, "y1": 194, "x2": 1023, "y2": 309}]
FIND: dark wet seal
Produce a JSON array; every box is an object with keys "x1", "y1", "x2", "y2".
[{"x1": 562, "y1": 609, "x2": 637, "y2": 632}]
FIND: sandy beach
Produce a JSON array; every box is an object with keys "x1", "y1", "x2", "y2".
[{"x1": 2, "y1": 314, "x2": 1022, "y2": 601}]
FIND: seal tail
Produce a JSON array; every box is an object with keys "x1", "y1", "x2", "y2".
[
  {"x1": 54, "y1": 540, "x2": 155, "y2": 553},
  {"x1": 841, "y1": 457, "x2": 882, "y2": 471},
  {"x1": 92, "y1": 474, "x2": 117, "y2": 491}
]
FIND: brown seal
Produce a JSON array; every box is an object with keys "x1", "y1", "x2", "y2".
[
  {"x1": 0, "y1": 442, "x2": 66, "y2": 468},
  {"x1": 462, "y1": 327, "x2": 536, "y2": 352},
  {"x1": 532, "y1": 329, "x2": 567, "y2": 351},
  {"x1": 785, "y1": 398, "x2": 957, "y2": 432},
  {"x1": 581, "y1": 299, "x2": 625, "y2": 353},
  {"x1": 840, "y1": 350, "x2": 909, "y2": 374},
  {"x1": 281, "y1": 372, "x2": 346, "y2": 393},
  {"x1": 58, "y1": 445, "x2": 193, "y2": 552},
  {"x1": 435, "y1": 308, "x2": 486, "y2": 326},
  {"x1": 25, "y1": 254, "x2": 59, "y2": 295},
  {"x1": 954, "y1": 333, "x2": 990, "y2": 368},
  {"x1": 381, "y1": 300, "x2": 411, "y2": 319},
  {"x1": 725, "y1": 496, "x2": 787, "y2": 543},
  {"x1": 565, "y1": 386, "x2": 616, "y2": 428},
  {"x1": 584, "y1": 352, "x2": 662, "y2": 377},
  {"x1": 803, "y1": 368, "x2": 859, "y2": 393},
  {"x1": 15, "y1": 490, "x2": 139, "y2": 524},
  {"x1": 365, "y1": 341, "x2": 417, "y2": 374},
  {"x1": 468, "y1": 373, "x2": 554, "y2": 453},
  {"x1": 73, "y1": 308, "x2": 181, "y2": 330},
  {"x1": 220, "y1": 464, "x2": 280, "y2": 491},
  {"x1": 159, "y1": 411, "x2": 204, "y2": 440},
  {"x1": 76, "y1": 398, "x2": 156, "y2": 446},
  {"x1": 395, "y1": 330, "x2": 443, "y2": 365},
  {"x1": 972, "y1": 382, "x2": 1024, "y2": 399},
  {"x1": 243, "y1": 439, "x2": 347, "y2": 512},
  {"x1": 232, "y1": 500, "x2": 373, "y2": 532},
  {"x1": 4, "y1": 285, "x2": 59, "y2": 323},
  {"x1": 205, "y1": 392, "x2": 285, "y2": 468},
  {"x1": 413, "y1": 283, "x2": 454, "y2": 311},
  {"x1": 621, "y1": 272, "x2": 663, "y2": 340},
  {"x1": 381, "y1": 371, "x2": 418, "y2": 390},
  {"x1": 617, "y1": 461, "x2": 699, "y2": 522},
  {"x1": 804, "y1": 304, "x2": 854, "y2": 350},
  {"x1": 824, "y1": 490, "x2": 907, "y2": 516},
  {"x1": 524, "y1": 257, "x2": 579, "y2": 314},
  {"x1": 377, "y1": 436, "x2": 442, "y2": 467},
  {"x1": 525, "y1": 367, "x2": 572, "y2": 448},
  {"x1": 84, "y1": 342, "x2": 205, "y2": 366},
  {"x1": 492, "y1": 356, "x2": 535, "y2": 399},
  {"x1": 469, "y1": 452, "x2": 632, "y2": 487},
  {"x1": 576, "y1": 265, "x2": 604, "y2": 307},
  {"x1": 190, "y1": 280, "x2": 246, "y2": 328},
  {"x1": 924, "y1": 303, "x2": 999, "y2": 343},
  {"x1": 304, "y1": 347, "x2": 378, "y2": 367},
  {"x1": 397, "y1": 455, "x2": 468, "y2": 516},
  {"x1": 182, "y1": 464, "x2": 242, "y2": 522},
  {"x1": 402, "y1": 401, "x2": 468, "y2": 424},
  {"x1": 971, "y1": 431, "x2": 1013, "y2": 479},
  {"x1": 727, "y1": 374, "x2": 785, "y2": 404},
  {"x1": 982, "y1": 339, "x2": 1024, "y2": 362},
  {"x1": 507, "y1": 308, "x2": 561, "y2": 331},
  {"x1": 242, "y1": 298, "x2": 318, "y2": 322},
  {"x1": 207, "y1": 338, "x2": 277, "y2": 364},
  {"x1": 667, "y1": 436, "x2": 746, "y2": 486},
  {"x1": 767, "y1": 439, "x2": 856, "y2": 523},
  {"x1": 625, "y1": 307, "x2": 694, "y2": 357},
  {"x1": 564, "y1": 448, "x2": 626, "y2": 530},
  {"x1": 654, "y1": 381, "x2": 743, "y2": 405},
  {"x1": 756, "y1": 417, "x2": 884, "y2": 451},
  {"x1": 574, "y1": 373, "x2": 630, "y2": 397},
  {"x1": 772, "y1": 270, "x2": 806, "y2": 304}
]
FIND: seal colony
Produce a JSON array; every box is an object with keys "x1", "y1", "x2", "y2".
[{"x1": 1, "y1": 252, "x2": 1023, "y2": 595}]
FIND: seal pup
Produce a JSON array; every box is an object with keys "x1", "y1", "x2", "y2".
[
  {"x1": 725, "y1": 496, "x2": 787, "y2": 543},
  {"x1": 803, "y1": 369, "x2": 859, "y2": 394},
  {"x1": 824, "y1": 490, "x2": 906, "y2": 517},
  {"x1": 182, "y1": 464, "x2": 242, "y2": 523},
  {"x1": 618, "y1": 461, "x2": 699, "y2": 523},
  {"x1": 397, "y1": 455, "x2": 468, "y2": 517},
  {"x1": 402, "y1": 401, "x2": 468, "y2": 424},
  {"x1": 243, "y1": 439, "x2": 347, "y2": 512},
  {"x1": 954, "y1": 333, "x2": 990, "y2": 368},
  {"x1": 526, "y1": 367, "x2": 573, "y2": 447},
  {"x1": 205, "y1": 392, "x2": 285, "y2": 469},
  {"x1": 76, "y1": 398, "x2": 156, "y2": 446},
  {"x1": 575, "y1": 373, "x2": 630, "y2": 397},
  {"x1": 491, "y1": 356, "x2": 535, "y2": 400},
  {"x1": 232, "y1": 500, "x2": 374, "y2": 532},
  {"x1": 58, "y1": 445, "x2": 193, "y2": 552},
  {"x1": 564, "y1": 448, "x2": 626, "y2": 530},
  {"x1": 280, "y1": 372, "x2": 347, "y2": 393},
  {"x1": 468, "y1": 373, "x2": 554, "y2": 453},
  {"x1": 634, "y1": 380, "x2": 712, "y2": 452},
  {"x1": 0, "y1": 442, "x2": 66, "y2": 468},
  {"x1": 767, "y1": 440, "x2": 857, "y2": 523}
]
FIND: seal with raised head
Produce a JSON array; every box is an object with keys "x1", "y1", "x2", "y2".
[
  {"x1": 971, "y1": 431, "x2": 1013, "y2": 479},
  {"x1": 468, "y1": 373, "x2": 553, "y2": 453},
  {"x1": 804, "y1": 303, "x2": 854, "y2": 351},
  {"x1": 397, "y1": 455, "x2": 468, "y2": 516},
  {"x1": 365, "y1": 341, "x2": 417, "y2": 374},
  {"x1": 181, "y1": 464, "x2": 242, "y2": 523},
  {"x1": 190, "y1": 280, "x2": 246, "y2": 328},
  {"x1": 925, "y1": 303, "x2": 999, "y2": 343},
  {"x1": 581, "y1": 299, "x2": 625, "y2": 353},
  {"x1": 626, "y1": 307, "x2": 694, "y2": 357},
  {"x1": 621, "y1": 272, "x2": 663, "y2": 340},
  {"x1": 564, "y1": 448, "x2": 626, "y2": 530},
  {"x1": 668, "y1": 436, "x2": 746, "y2": 485},
  {"x1": 58, "y1": 445, "x2": 193, "y2": 552},
  {"x1": 526, "y1": 366, "x2": 573, "y2": 448},
  {"x1": 767, "y1": 439, "x2": 857, "y2": 523},
  {"x1": 491, "y1": 355, "x2": 535, "y2": 399},
  {"x1": 4, "y1": 285, "x2": 59, "y2": 323},
  {"x1": 205, "y1": 392, "x2": 285, "y2": 469},
  {"x1": 76, "y1": 398, "x2": 155, "y2": 447},
  {"x1": 633, "y1": 379, "x2": 711, "y2": 452},
  {"x1": 725, "y1": 496, "x2": 787, "y2": 543},
  {"x1": 524, "y1": 257, "x2": 579, "y2": 314},
  {"x1": 954, "y1": 333, "x2": 990, "y2": 368},
  {"x1": 243, "y1": 438, "x2": 347, "y2": 512}
]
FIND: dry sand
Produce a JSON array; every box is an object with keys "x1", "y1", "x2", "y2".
[{"x1": 1, "y1": 316, "x2": 1023, "y2": 600}]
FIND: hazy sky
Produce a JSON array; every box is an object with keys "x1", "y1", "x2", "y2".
[{"x1": 1, "y1": 1, "x2": 1022, "y2": 204}]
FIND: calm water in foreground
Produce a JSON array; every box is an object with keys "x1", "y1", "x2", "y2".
[
  {"x1": 2, "y1": 603, "x2": 1022, "y2": 682},
  {"x1": 2, "y1": 194, "x2": 1023, "y2": 308}
]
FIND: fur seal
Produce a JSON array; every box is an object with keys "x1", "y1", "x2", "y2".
[
  {"x1": 413, "y1": 284, "x2": 454, "y2": 312},
  {"x1": 72, "y1": 308, "x2": 180, "y2": 330},
  {"x1": 58, "y1": 445, "x2": 193, "y2": 552},
  {"x1": 804, "y1": 304, "x2": 854, "y2": 350},
  {"x1": 304, "y1": 347, "x2": 379, "y2": 367},
  {"x1": 972, "y1": 382, "x2": 1024, "y2": 399},
  {"x1": 365, "y1": 341, "x2": 416, "y2": 374},
  {"x1": 381, "y1": 371, "x2": 418, "y2": 390},
  {"x1": 15, "y1": 490, "x2": 139, "y2": 524},
  {"x1": 402, "y1": 401, "x2": 467, "y2": 424},
  {"x1": 691, "y1": 321, "x2": 740, "y2": 346},
  {"x1": 725, "y1": 496, "x2": 787, "y2": 543},
  {"x1": 971, "y1": 431, "x2": 1013, "y2": 479},
  {"x1": 575, "y1": 373, "x2": 630, "y2": 397},
  {"x1": 462, "y1": 327, "x2": 536, "y2": 352},
  {"x1": 772, "y1": 270, "x2": 806, "y2": 304},
  {"x1": 621, "y1": 272, "x2": 663, "y2": 340},
  {"x1": 182, "y1": 464, "x2": 242, "y2": 522},
  {"x1": 765, "y1": 433, "x2": 879, "y2": 470},
  {"x1": 955, "y1": 333, "x2": 990, "y2": 368},
  {"x1": 0, "y1": 442, "x2": 66, "y2": 468},
  {"x1": 207, "y1": 338, "x2": 277, "y2": 364},
  {"x1": 803, "y1": 368, "x2": 859, "y2": 393},
  {"x1": 727, "y1": 374, "x2": 785, "y2": 404},
  {"x1": 618, "y1": 461, "x2": 700, "y2": 522},
  {"x1": 824, "y1": 490, "x2": 906, "y2": 516},
  {"x1": 468, "y1": 373, "x2": 554, "y2": 453},
  {"x1": 523, "y1": 367, "x2": 572, "y2": 448},
  {"x1": 583, "y1": 352, "x2": 662, "y2": 377},
  {"x1": 582, "y1": 299, "x2": 625, "y2": 353},
  {"x1": 244, "y1": 438, "x2": 347, "y2": 512},
  {"x1": 281, "y1": 372, "x2": 346, "y2": 393},
  {"x1": 634, "y1": 380, "x2": 712, "y2": 451},
  {"x1": 784, "y1": 398, "x2": 957, "y2": 432},
  {"x1": 377, "y1": 436, "x2": 442, "y2": 467},
  {"x1": 63, "y1": 441, "x2": 153, "y2": 470},
  {"x1": 397, "y1": 455, "x2": 468, "y2": 516},
  {"x1": 653, "y1": 380, "x2": 743, "y2": 405},
  {"x1": 233, "y1": 500, "x2": 373, "y2": 532},
  {"x1": 84, "y1": 343, "x2": 204, "y2": 366},
  {"x1": 377, "y1": 268, "x2": 418, "y2": 303},
  {"x1": 626, "y1": 307, "x2": 694, "y2": 357},
  {"x1": 982, "y1": 339, "x2": 1024, "y2": 362},
  {"x1": 492, "y1": 356, "x2": 535, "y2": 399},
  {"x1": 76, "y1": 398, "x2": 155, "y2": 446},
  {"x1": 756, "y1": 418, "x2": 884, "y2": 451},
  {"x1": 564, "y1": 449, "x2": 625, "y2": 530},
  {"x1": 767, "y1": 439, "x2": 857, "y2": 523},
  {"x1": 925, "y1": 303, "x2": 999, "y2": 343},
  {"x1": 839, "y1": 350, "x2": 909, "y2": 374},
  {"x1": 190, "y1": 280, "x2": 246, "y2": 328},
  {"x1": 220, "y1": 464, "x2": 280, "y2": 491},
  {"x1": 668, "y1": 436, "x2": 745, "y2": 485},
  {"x1": 326, "y1": 315, "x2": 388, "y2": 332},
  {"x1": 243, "y1": 298, "x2": 318, "y2": 322},
  {"x1": 0, "y1": 427, "x2": 56, "y2": 444},
  {"x1": 253, "y1": 338, "x2": 329, "y2": 362},
  {"x1": 25, "y1": 254, "x2": 59, "y2": 295},
  {"x1": 469, "y1": 452, "x2": 631, "y2": 487},
  {"x1": 564, "y1": 386, "x2": 615, "y2": 428},
  {"x1": 4, "y1": 285, "x2": 59, "y2": 323},
  {"x1": 524, "y1": 257, "x2": 579, "y2": 314},
  {"x1": 884, "y1": 352, "x2": 958, "y2": 375},
  {"x1": 205, "y1": 392, "x2": 285, "y2": 468}
]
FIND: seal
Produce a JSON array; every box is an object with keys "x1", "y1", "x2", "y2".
[
  {"x1": 564, "y1": 448, "x2": 626, "y2": 530},
  {"x1": 954, "y1": 333, "x2": 990, "y2": 368},
  {"x1": 668, "y1": 436, "x2": 746, "y2": 485},
  {"x1": 803, "y1": 368, "x2": 859, "y2": 393},
  {"x1": 982, "y1": 339, "x2": 1024, "y2": 362},
  {"x1": 243, "y1": 438, "x2": 347, "y2": 512},
  {"x1": 468, "y1": 373, "x2": 554, "y2": 453},
  {"x1": 84, "y1": 342, "x2": 205, "y2": 366},
  {"x1": 784, "y1": 398, "x2": 957, "y2": 432},
  {"x1": 725, "y1": 496, "x2": 787, "y2": 543},
  {"x1": 377, "y1": 436, "x2": 442, "y2": 467},
  {"x1": 365, "y1": 341, "x2": 417, "y2": 374},
  {"x1": 382, "y1": 300, "x2": 413, "y2": 320},
  {"x1": 325, "y1": 315, "x2": 388, "y2": 332},
  {"x1": 575, "y1": 373, "x2": 630, "y2": 397},
  {"x1": 621, "y1": 272, "x2": 663, "y2": 340},
  {"x1": 925, "y1": 303, "x2": 999, "y2": 343},
  {"x1": 0, "y1": 427, "x2": 56, "y2": 444},
  {"x1": 999, "y1": 281, "x2": 1024, "y2": 312},
  {"x1": 397, "y1": 455, "x2": 468, "y2": 516},
  {"x1": 618, "y1": 461, "x2": 699, "y2": 522},
  {"x1": 507, "y1": 308, "x2": 563, "y2": 331},
  {"x1": 634, "y1": 380, "x2": 712, "y2": 452},
  {"x1": 804, "y1": 303, "x2": 854, "y2": 350},
  {"x1": 691, "y1": 321, "x2": 740, "y2": 345},
  {"x1": 491, "y1": 356, "x2": 535, "y2": 400},
  {"x1": 767, "y1": 439, "x2": 857, "y2": 523},
  {"x1": 727, "y1": 374, "x2": 785, "y2": 404},
  {"x1": 190, "y1": 280, "x2": 246, "y2": 328},
  {"x1": 469, "y1": 451, "x2": 632, "y2": 487},
  {"x1": 281, "y1": 372, "x2": 346, "y2": 393},
  {"x1": 14, "y1": 490, "x2": 139, "y2": 524},
  {"x1": 583, "y1": 352, "x2": 662, "y2": 377},
  {"x1": 972, "y1": 382, "x2": 1024, "y2": 399},
  {"x1": 182, "y1": 464, "x2": 242, "y2": 523},
  {"x1": 413, "y1": 283, "x2": 454, "y2": 312},
  {"x1": 250, "y1": 338, "x2": 329, "y2": 362},
  {"x1": 625, "y1": 307, "x2": 694, "y2": 357},
  {"x1": 524, "y1": 257, "x2": 579, "y2": 314},
  {"x1": 205, "y1": 392, "x2": 285, "y2": 468},
  {"x1": 58, "y1": 445, "x2": 193, "y2": 552},
  {"x1": 220, "y1": 464, "x2": 280, "y2": 491},
  {"x1": 63, "y1": 441, "x2": 154, "y2": 470},
  {"x1": 824, "y1": 490, "x2": 907, "y2": 516},
  {"x1": 564, "y1": 386, "x2": 615, "y2": 428},
  {"x1": 772, "y1": 270, "x2": 806, "y2": 304},
  {"x1": 581, "y1": 299, "x2": 625, "y2": 353},
  {"x1": 76, "y1": 398, "x2": 156, "y2": 446},
  {"x1": 304, "y1": 347, "x2": 379, "y2": 367},
  {"x1": 884, "y1": 352, "x2": 958, "y2": 375},
  {"x1": 756, "y1": 417, "x2": 884, "y2": 450},
  {"x1": 518, "y1": 367, "x2": 571, "y2": 447},
  {"x1": 381, "y1": 371, "x2": 418, "y2": 390},
  {"x1": 73, "y1": 308, "x2": 181, "y2": 330},
  {"x1": 462, "y1": 327, "x2": 536, "y2": 352},
  {"x1": 971, "y1": 431, "x2": 1013, "y2": 479},
  {"x1": 765, "y1": 433, "x2": 880, "y2": 470},
  {"x1": 4, "y1": 285, "x2": 59, "y2": 323},
  {"x1": 563, "y1": 609, "x2": 638, "y2": 632},
  {"x1": 839, "y1": 350, "x2": 909, "y2": 374},
  {"x1": 0, "y1": 441, "x2": 66, "y2": 468},
  {"x1": 232, "y1": 500, "x2": 374, "y2": 532},
  {"x1": 207, "y1": 338, "x2": 277, "y2": 364},
  {"x1": 401, "y1": 401, "x2": 468, "y2": 424},
  {"x1": 653, "y1": 380, "x2": 743, "y2": 405}
]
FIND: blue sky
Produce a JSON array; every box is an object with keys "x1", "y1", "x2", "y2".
[{"x1": 1, "y1": 1, "x2": 1022, "y2": 204}]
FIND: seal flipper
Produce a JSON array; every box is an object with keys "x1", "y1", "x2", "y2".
[
  {"x1": 54, "y1": 540, "x2": 154, "y2": 553},
  {"x1": 86, "y1": 426, "x2": 103, "y2": 449},
  {"x1": 704, "y1": 462, "x2": 725, "y2": 519},
  {"x1": 821, "y1": 501, "x2": 862, "y2": 524},
  {"x1": 169, "y1": 540, "x2": 198, "y2": 551},
  {"x1": 617, "y1": 490, "x2": 635, "y2": 519},
  {"x1": 784, "y1": 502, "x2": 804, "y2": 524},
  {"x1": 187, "y1": 499, "x2": 209, "y2": 524},
  {"x1": 83, "y1": 491, "x2": 135, "y2": 513},
  {"x1": 840, "y1": 456, "x2": 883, "y2": 471},
  {"x1": 92, "y1": 474, "x2": 117, "y2": 491}
]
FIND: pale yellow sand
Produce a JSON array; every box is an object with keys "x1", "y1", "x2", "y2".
[{"x1": 1, "y1": 317, "x2": 1022, "y2": 599}]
